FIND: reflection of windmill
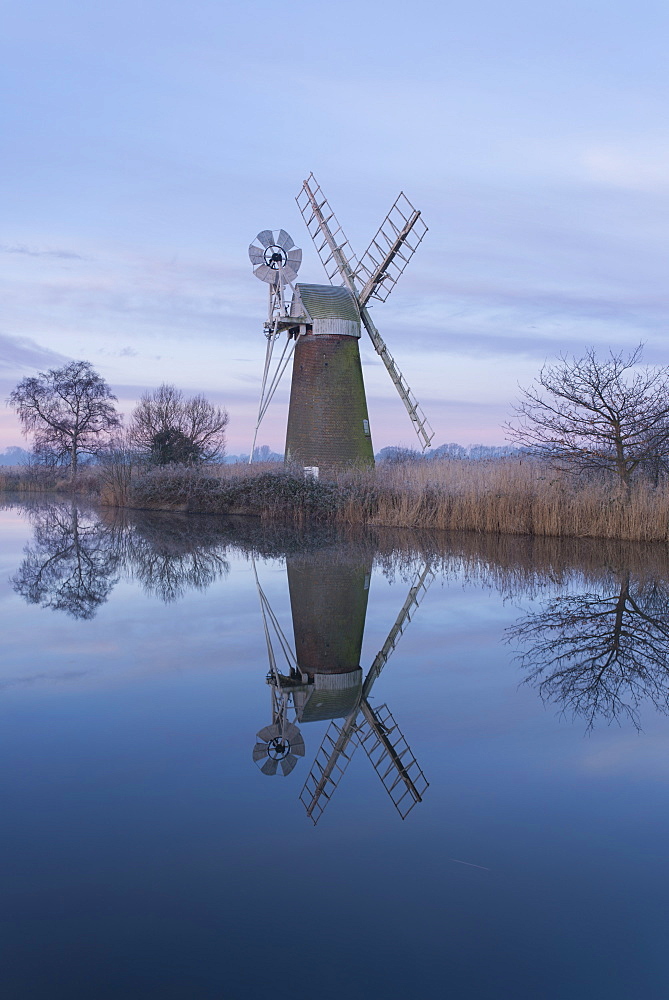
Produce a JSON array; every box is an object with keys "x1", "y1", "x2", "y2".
[
  {"x1": 252, "y1": 558, "x2": 306, "y2": 776},
  {"x1": 252, "y1": 549, "x2": 433, "y2": 823},
  {"x1": 299, "y1": 562, "x2": 433, "y2": 824},
  {"x1": 249, "y1": 175, "x2": 433, "y2": 471}
]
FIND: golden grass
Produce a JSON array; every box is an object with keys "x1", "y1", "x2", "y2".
[
  {"x1": 334, "y1": 460, "x2": 669, "y2": 541},
  {"x1": 3, "y1": 458, "x2": 669, "y2": 542}
]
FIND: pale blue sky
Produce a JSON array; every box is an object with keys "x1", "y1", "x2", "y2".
[{"x1": 1, "y1": 0, "x2": 668, "y2": 453}]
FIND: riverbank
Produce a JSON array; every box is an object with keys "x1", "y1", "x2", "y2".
[{"x1": 3, "y1": 459, "x2": 668, "y2": 542}]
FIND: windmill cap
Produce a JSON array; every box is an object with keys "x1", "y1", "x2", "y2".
[{"x1": 292, "y1": 283, "x2": 361, "y2": 338}]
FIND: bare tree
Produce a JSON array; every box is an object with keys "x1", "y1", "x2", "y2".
[
  {"x1": 507, "y1": 345, "x2": 669, "y2": 488},
  {"x1": 129, "y1": 383, "x2": 228, "y2": 464},
  {"x1": 8, "y1": 361, "x2": 120, "y2": 478}
]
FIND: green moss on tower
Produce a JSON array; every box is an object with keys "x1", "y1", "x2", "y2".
[{"x1": 285, "y1": 334, "x2": 374, "y2": 470}]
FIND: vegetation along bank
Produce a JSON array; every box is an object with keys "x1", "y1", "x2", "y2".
[
  {"x1": 5, "y1": 345, "x2": 669, "y2": 542},
  {"x1": 3, "y1": 459, "x2": 669, "y2": 543}
]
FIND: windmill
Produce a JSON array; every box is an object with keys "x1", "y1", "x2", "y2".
[
  {"x1": 252, "y1": 547, "x2": 433, "y2": 824},
  {"x1": 249, "y1": 175, "x2": 434, "y2": 471}
]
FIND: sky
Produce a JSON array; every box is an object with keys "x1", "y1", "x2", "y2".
[{"x1": 1, "y1": 0, "x2": 668, "y2": 455}]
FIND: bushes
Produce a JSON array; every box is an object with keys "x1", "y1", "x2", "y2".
[
  {"x1": 98, "y1": 459, "x2": 669, "y2": 540},
  {"x1": 122, "y1": 467, "x2": 347, "y2": 522}
]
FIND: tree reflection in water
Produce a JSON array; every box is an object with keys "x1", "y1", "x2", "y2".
[
  {"x1": 11, "y1": 501, "x2": 669, "y2": 731},
  {"x1": 11, "y1": 503, "x2": 120, "y2": 619},
  {"x1": 11, "y1": 503, "x2": 230, "y2": 617},
  {"x1": 509, "y1": 570, "x2": 669, "y2": 728},
  {"x1": 115, "y1": 512, "x2": 229, "y2": 603}
]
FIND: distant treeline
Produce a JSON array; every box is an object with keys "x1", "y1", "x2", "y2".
[
  {"x1": 224, "y1": 445, "x2": 284, "y2": 464},
  {"x1": 0, "y1": 442, "x2": 519, "y2": 467},
  {"x1": 0, "y1": 443, "x2": 284, "y2": 467},
  {"x1": 223, "y1": 443, "x2": 524, "y2": 465},
  {"x1": 375, "y1": 443, "x2": 523, "y2": 463},
  {"x1": 0, "y1": 447, "x2": 30, "y2": 466}
]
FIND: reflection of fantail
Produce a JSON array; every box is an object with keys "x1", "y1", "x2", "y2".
[
  {"x1": 252, "y1": 552, "x2": 434, "y2": 825},
  {"x1": 253, "y1": 720, "x2": 305, "y2": 778}
]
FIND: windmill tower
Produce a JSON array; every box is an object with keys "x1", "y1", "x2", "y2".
[
  {"x1": 252, "y1": 547, "x2": 370, "y2": 776},
  {"x1": 249, "y1": 175, "x2": 434, "y2": 472},
  {"x1": 252, "y1": 546, "x2": 432, "y2": 824}
]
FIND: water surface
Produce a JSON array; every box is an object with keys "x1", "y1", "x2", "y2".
[{"x1": 1, "y1": 498, "x2": 668, "y2": 999}]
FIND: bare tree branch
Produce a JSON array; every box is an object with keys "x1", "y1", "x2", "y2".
[
  {"x1": 506, "y1": 345, "x2": 669, "y2": 488},
  {"x1": 8, "y1": 361, "x2": 120, "y2": 478},
  {"x1": 128, "y1": 384, "x2": 228, "y2": 464}
]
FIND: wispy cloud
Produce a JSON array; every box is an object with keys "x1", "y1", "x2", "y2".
[
  {"x1": 0, "y1": 332, "x2": 69, "y2": 372},
  {"x1": 1, "y1": 0, "x2": 666, "y2": 456},
  {"x1": 0, "y1": 244, "x2": 86, "y2": 260}
]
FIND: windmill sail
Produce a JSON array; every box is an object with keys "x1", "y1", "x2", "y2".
[
  {"x1": 355, "y1": 192, "x2": 428, "y2": 307},
  {"x1": 358, "y1": 308, "x2": 434, "y2": 451},
  {"x1": 296, "y1": 174, "x2": 434, "y2": 452},
  {"x1": 296, "y1": 174, "x2": 359, "y2": 289}
]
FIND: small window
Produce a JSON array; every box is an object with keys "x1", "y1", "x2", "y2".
[{"x1": 363, "y1": 419, "x2": 370, "y2": 436}]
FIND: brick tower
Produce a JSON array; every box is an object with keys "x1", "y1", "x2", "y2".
[{"x1": 284, "y1": 284, "x2": 374, "y2": 470}]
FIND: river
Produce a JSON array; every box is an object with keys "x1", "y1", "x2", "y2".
[{"x1": 1, "y1": 497, "x2": 668, "y2": 999}]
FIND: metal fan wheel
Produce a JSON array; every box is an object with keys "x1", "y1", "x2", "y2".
[
  {"x1": 249, "y1": 229, "x2": 302, "y2": 285},
  {"x1": 264, "y1": 246, "x2": 288, "y2": 270},
  {"x1": 253, "y1": 721, "x2": 305, "y2": 776}
]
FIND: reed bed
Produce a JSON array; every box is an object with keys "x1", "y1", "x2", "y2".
[
  {"x1": 0, "y1": 465, "x2": 103, "y2": 494},
  {"x1": 4, "y1": 458, "x2": 669, "y2": 542},
  {"x1": 336, "y1": 460, "x2": 669, "y2": 541},
  {"x1": 103, "y1": 459, "x2": 669, "y2": 542}
]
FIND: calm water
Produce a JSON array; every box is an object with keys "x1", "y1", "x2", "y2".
[{"x1": 1, "y1": 498, "x2": 669, "y2": 999}]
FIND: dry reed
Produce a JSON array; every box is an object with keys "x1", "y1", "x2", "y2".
[
  {"x1": 335, "y1": 460, "x2": 669, "y2": 541},
  {"x1": 0, "y1": 465, "x2": 103, "y2": 494},
  {"x1": 4, "y1": 458, "x2": 669, "y2": 542}
]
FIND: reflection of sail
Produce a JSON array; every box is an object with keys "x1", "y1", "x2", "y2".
[
  {"x1": 300, "y1": 563, "x2": 433, "y2": 823},
  {"x1": 509, "y1": 571, "x2": 669, "y2": 728}
]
